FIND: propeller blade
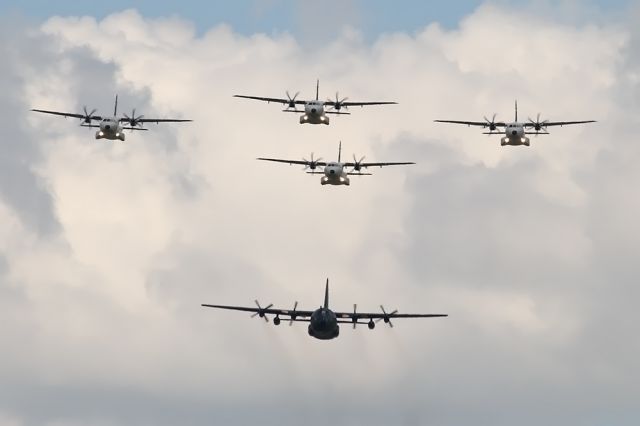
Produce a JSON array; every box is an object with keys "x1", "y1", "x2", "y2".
[
  {"x1": 352, "y1": 304, "x2": 357, "y2": 329},
  {"x1": 289, "y1": 301, "x2": 298, "y2": 326}
]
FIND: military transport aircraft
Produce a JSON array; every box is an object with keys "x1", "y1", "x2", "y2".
[
  {"x1": 31, "y1": 95, "x2": 191, "y2": 141},
  {"x1": 435, "y1": 101, "x2": 595, "y2": 146},
  {"x1": 202, "y1": 279, "x2": 447, "y2": 340},
  {"x1": 257, "y1": 142, "x2": 414, "y2": 186},
  {"x1": 234, "y1": 80, "x2": 397, "y2": 125}
]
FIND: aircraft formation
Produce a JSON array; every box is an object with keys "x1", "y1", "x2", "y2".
[{"x1": 30, "y1": 81, "x2": 596, "y2": 340}]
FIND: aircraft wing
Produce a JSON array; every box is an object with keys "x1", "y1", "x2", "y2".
[
  {"x1": 31, "y1": 109, "x2": 103, "y2": 121},
  {"x1": 233, "y1": 95, "x2": 306, "y2": 105},
  {"x1": 343, "y1": 161, "x2": 415, "y2": 168},
  {"x1": 257, "y1": 157, "x2": 327, "y2": 167},
  {"x1": 124, "y1": 118, "x2": 192, "y2": 124},
  {"x1": 326, "y1": 101, "x2": 398, "y2": 107},
  {"x1": 525, "y1": 120, "x2": 596, "y2": 128},
  {"x1": 201, "y1": 303, "x2": 314, "y2": 318},
  {"x1": 434, "y1": 119, "x2": 505, "y2": 127},
  {"x1": 334, "y1": 310, "x2": 448, "y2": 321}
]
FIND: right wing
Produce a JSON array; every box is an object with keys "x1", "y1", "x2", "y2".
[
  {"x1": 434, "y1": 119, "x2": 505, "y2": 128},
  {"x1": 31, "y1": 109, "x2": 103, "y2": 121},
  {"x1": 233, "y1": 95, "x2": 306, "y2": 105},
  {"x1": 201, "y1": 303, "x2": 314, "y2": 318},
  {"x1": 257, "y1": 157, "x2": 327, "y2": 167}
]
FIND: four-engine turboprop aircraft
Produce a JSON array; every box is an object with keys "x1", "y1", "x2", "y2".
[
  {"x1": 234, "y1": 80, "x2": 397, "y2": 125},
  {"x1": 257, "y1": 142, "x2": 415, "y2": 186},
  {"x1": 202, "y1": 279, "x2": 447, "y2": 340},
  {"x1": 435, "y1": 101, "x2": 595, "y2": 146},
  {"x1": 31, "y1": 95, "x2": 192, "y2": 141}
]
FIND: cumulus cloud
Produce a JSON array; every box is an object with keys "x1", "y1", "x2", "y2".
[{"x1": 0, "y1": 3, "x2": 639, "y2": 425}]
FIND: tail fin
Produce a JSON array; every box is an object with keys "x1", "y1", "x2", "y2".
[
  {"x1": 515, "y1": 100, "x2": 518, "y2": 122},
  {"x1": 338, "y1": 141, "x2": 342, "y2": 163},
  {"x1": 323, "y1": 278, "x2": 329, "y2": 309},
  {"x1": 316, "y1": 79, "x2": 319, "y2": 101},
  {"x1": 114, "y1": 95, "x2": 119, "y2": 117}
]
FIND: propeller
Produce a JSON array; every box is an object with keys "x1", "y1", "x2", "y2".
[
  {"x1": 327, "y1": 92, "x2": 349, "y2": 111},
  {"x1": 286, "y1": 91, "x2": 300, "y2": 110},
  {"x1": 288, "y1": 301, "x2": 298, "y2": 326},
  {"x1": 376, "y1": 305, "x2": 398, "y2": 328},
  {"x1": 302, "y1": 153, "x2": 323, "y2": 171},
  {"x1": 350, "y1": 154, "x2": 366, "y2": 173},
  {"x1": 484, "y1": 113, "x2": 499, "y2": 134},
  {"x1": 251, "y1": 300, "x2": 273, "y2": 322},
  {"x1": 528, "y1": 113, "x2": 549, "y2": 135},
  {"x1": 352, "y1": 304, "x2": 358, "y2": 329},
  {"x1": 122, "y1": 108, "x2": 145, "y2": 130},
  {"x1": 81, "y1": 106, "x2": 98, "y2": 123}
]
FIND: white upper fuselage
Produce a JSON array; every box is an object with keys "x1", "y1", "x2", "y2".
[
  {"x1": 96, "y1": 117, "x2": 125, "y2": 140},
  {"x1": 300, "y1": 101, "x2": 329, "y2": 125},
  {"x1": 321, "y1": 162, "x2": 349, "y2": 185},
  {"x1": 501, "y1": 122, "x2": 529, "y2": 146}
]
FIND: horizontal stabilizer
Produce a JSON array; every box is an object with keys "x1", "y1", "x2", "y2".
[
  {"x1": 281, "y1": 109, "x2": 305, "y2": 113},
  {"x1": 122, "y1": 127, "x2": 149, "y2": 131},
  {"x1": 346, "y1": 172, "x2": 372, "y2": 176},
  {"x1": 325, "y1": 111, "x2": 351, "y2": 115},
  {"x1": 80, "y1": 124, "x2": 100, "y2": 128}
]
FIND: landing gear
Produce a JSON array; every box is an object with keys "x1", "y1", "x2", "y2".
[{"x1": 524, "y1": 140, "x2": 530, "y2": 146}]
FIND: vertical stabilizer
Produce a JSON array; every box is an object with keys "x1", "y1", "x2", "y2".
[
  {"x1": 515, "y1": 100, "x2": 518, "y2": 122},
  {"x1": 323, "y1": 278, "x2": 329, "y2": 309},
  {"x1": 316, "y1": 79, "x2": 319, "y2": 101},
  {"x1": 338, "y1": 141, "x2": 342, "y2": 163},
  {"x1": 114, "y1": 95, "x2": 119, "y2": 117}
]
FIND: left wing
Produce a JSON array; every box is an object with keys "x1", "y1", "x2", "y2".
[
  {"x1": 524, "y1": 120, "x2": 596, "y2": 128},
  {"x1": 342, "y1": 161, "x2": 415, "y2": 168},
  {"x1": 119, "y1": 118, "x2": 192, "y2": 124},
  {"x1": 334, "y1": 311, "x2": 447, "y2": 320},
  {"x1": 325, "y1": 101, "x2": 397, "y2": 107}
]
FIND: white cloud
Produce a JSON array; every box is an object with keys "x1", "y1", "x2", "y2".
[{"x1": 1, "y1": 4, "x2": 639, "y2": 425}]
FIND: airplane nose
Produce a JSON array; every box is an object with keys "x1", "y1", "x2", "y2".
[
  {"x1": 511, "y1": 130, "x2": 517, "y2": 136},
  {"x1": 105, "y1": 125, "x2": 111, "y2": 130},
  {"x1": 329, "y1": 169, "x2": 335, "y2": 175},
  {"x1": 311, "y1": 108, "x2": 317, "y2": 114}
]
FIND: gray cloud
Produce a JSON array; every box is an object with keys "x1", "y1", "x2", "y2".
[{"x1": 0, "y1": 4, "x2": 639, "y2": 426}]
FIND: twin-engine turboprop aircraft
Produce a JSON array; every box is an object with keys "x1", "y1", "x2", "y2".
[
  {"x1": 202, "y1": 279, "x2": 447, "y2": 340},
  {"x1": 435, "y1": 101, "x2": 595, "y2": 146},
  {"x1": 257, "y1": 142, "x2": 414, "y2": 186},
  {"x1": 234, "y1": 80, "x2": 397, "y2": 125},
  {"x1": 31, "y1": 95, "x2": 191, "y2": 141}
]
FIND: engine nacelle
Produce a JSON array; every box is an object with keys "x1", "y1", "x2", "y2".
[
  {"x1": 368, "y1": 320, "x2": 375, "y2": 330},
  {"x1": 273, "y1": 316, "x2": 281, "y2": 326}
]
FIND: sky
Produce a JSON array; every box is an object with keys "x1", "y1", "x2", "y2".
[{"x1": 1, "y1": 1, "x2": 640, "y2": 425}]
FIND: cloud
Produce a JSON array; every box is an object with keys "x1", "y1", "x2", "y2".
[{"x1": 0, "y1": 3, "x2": 639, "y2": 425}]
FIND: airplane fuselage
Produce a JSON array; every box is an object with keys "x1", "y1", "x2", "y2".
[
  {"x1": 300, "y1": 101, "x2": 329, "y2": 125},
  {"x1": 308, "y1": 308, "x2": 339, "y2": 340},
  {"x1": 321, "y1": 162, "x2": 350, "y2": 186},
  {"x1": 501, "y1": 122, "x2": 529, "y2": 146},
  {"x1": 96, "y1": 117, "x2": 125, "y2": 141}
]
